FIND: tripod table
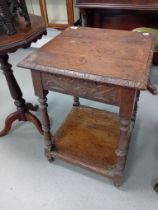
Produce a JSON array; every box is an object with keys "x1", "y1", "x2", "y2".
[{"x1": 0, "y1": 14, "x2": 46, "y2": 137}]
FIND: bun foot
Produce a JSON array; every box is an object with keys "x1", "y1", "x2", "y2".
[
  {"x1": 113, "y1": 175, "x2": 123, "y2": 187},
  {"x1": 44, "y1": 148, "x2": 55, "y2": 162}
]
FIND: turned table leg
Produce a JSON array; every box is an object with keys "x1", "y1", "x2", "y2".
[
  {"x1": 38, "y1": 95, "x2": 54, "y2": 161},
  {"x1": 113, "y1": 88, "x2": 136, "y2": 187},
  {"x1": 114, "y1": 118, "x2": 131, "y2": 187},
  {"x1": 0, "y1": 54, "x2": 43, "y2": 136},
  {"x1": 73, "y1": 96, "x2": 80, "y2": 106},
  {"x1": 132, "y1": 91, "x2": 140, "y2": 123},
  {"x1": 31, "y1": 71, "x2": 53, "y2": 160}
]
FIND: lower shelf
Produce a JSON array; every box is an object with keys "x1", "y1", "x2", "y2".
[{"x1": 51, "y1": 106, "x2": 120, "y2": 178}]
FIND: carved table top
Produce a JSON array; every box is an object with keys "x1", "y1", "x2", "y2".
[
  {"x1": 0, "y1": 14, "x2": 46, "y2": 55},
  {"x1": 19, "y1": 26, "x2": 155, "y2": 90}
]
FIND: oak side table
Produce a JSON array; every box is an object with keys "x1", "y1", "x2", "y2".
[
  {"x1": 0, "y1": 14, "x2": 46, "y2": 137},
  {"x1": 19, "y1": 27, "x2": 155, "y2": 186}
]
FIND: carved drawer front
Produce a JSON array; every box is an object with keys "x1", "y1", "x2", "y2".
[{"x1": 42, "y1": 73, "x2": 119, "y2": 105}]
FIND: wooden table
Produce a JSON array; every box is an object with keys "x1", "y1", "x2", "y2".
[
  {"x1": 18, "y1": 27, "x2": 155, "y2": 186},
  {"x1": 0, "y1": 15, "x2": 46, "y2": 137},
  {"x1": 75, "y1": 0, "x2": 158, "y2": 64}
]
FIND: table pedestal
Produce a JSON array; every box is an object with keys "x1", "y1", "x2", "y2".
[
  {"x1": 0, "y1": 54, "x2": 43, "y2": 136},
  {"x1": 0, "y1": 14, "x2": 46, "y2": 137}
]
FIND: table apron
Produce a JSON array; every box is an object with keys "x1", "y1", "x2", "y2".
[{"x1": 41, "y1": 72, "x2": 120, "y2": 106}]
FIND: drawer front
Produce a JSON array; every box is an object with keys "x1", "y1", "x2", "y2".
[{"x1": 42, "y1": 73, "x2": 119, "y2": 105}]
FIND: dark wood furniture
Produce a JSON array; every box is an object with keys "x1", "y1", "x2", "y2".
[
  {"x1": 75, "y1": 0, "x2": 158, "y2": 64},
  {"x1": 0, "y1": 0, "x2": 30, "y2": 35},
  {"x1": 19, "y1": 27, "x2": 155, "y2": 186},
  {"x1": 0, "y1": 14, "x2": 46, "y2": 137}
]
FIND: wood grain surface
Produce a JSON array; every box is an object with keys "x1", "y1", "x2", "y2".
[
  {"x1": 51, "y1": 106, "x2": 120, "y2": 177},
  {"x1": 19, "y1": 26, "x2": 155, "y2": 90},
  {"x1": 41, "y1": 72, "x2": 119, "y2": 105}
]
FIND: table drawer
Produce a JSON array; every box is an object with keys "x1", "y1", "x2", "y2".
[{"x1": 42, "y1": 73, "x2": 119, "y2": 105}]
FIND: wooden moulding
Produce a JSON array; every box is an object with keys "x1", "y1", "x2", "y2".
[
  {"x1": 50, "y1": 106, "x2": 121, "y2": 178},
  {"x1": 18, "y1": 26, "x2": 155, "y2": 90},
  {"x1": 75, "y1": 1, "x2": 158, "y2": 10}
]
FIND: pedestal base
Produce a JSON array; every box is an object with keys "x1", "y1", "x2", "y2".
[{"x1": 0, "y1": 110, "x2": 43, "y2": 137}]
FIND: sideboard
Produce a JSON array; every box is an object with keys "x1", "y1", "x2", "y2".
[{"x1": 75, "y1": 0, "x2": 158, "y2": 63}]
